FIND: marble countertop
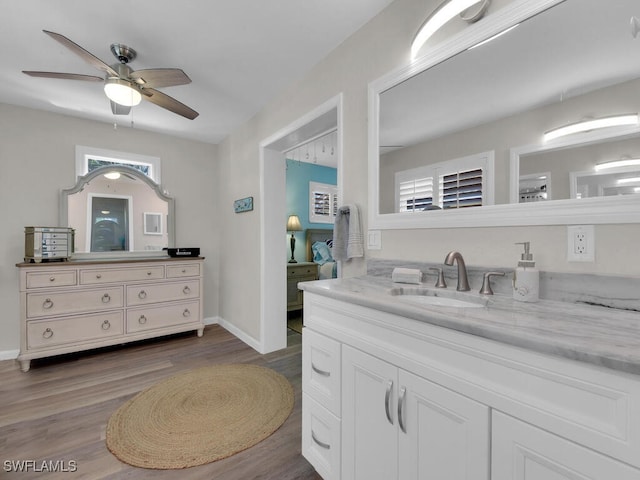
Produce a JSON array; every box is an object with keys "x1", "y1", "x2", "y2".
[{"x1": 300, "y1": 275, "x2": 640, "y2": 376}]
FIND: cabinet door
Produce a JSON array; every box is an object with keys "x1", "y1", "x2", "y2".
[
  {"x1": 342, "y1": 346, "x2": 398, "y2": 480},
  {"x1": 398, "y1": 370, "x2": 490, "y2": 480},
  {"x1": 492, "y1": 412, "x2": 640, "y2": 480}
]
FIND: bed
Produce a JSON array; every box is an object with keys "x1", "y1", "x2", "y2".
[{"x1": 305, "y1": 228, "x2": 337, "y2": 279}]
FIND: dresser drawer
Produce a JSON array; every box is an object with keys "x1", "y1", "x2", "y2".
[
  {"x1": 166, "y1": 263, "x2": 201, "y2": 278},
  {"x1": 26, "y1": 287, "x2": 124, "y2": 318},
  {"x1": 80, "y1": 265, "x2": 165, "y2": 285},
  {"x1": 26, "y1": 311, "x2": 124, "y2": 349},
  {"x1": 303, "y1": 329, "x2": 342, "y2": 416},
  {"x1": 127, "y1": 300, "x2": 200, "y2": 333},
  {"x1": 288, "y1": 264, "x2": 318, "y2": 279},
  {"x1": 126, "y1": 280, "x2": 200, "y2": 306},
  {"x1": 26, "y1": 270, "x2": 77, "y2": 289}
]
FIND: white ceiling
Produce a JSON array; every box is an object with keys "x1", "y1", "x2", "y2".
[{"x1": 0, "y1": 0, "x2": 394, "y2": 145}]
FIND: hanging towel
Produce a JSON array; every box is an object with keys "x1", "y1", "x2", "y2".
[{"x1": 333, "y1": 204, "x2": 364, "y2": 261}]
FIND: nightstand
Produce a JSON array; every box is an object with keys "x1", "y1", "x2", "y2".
[{"x1": 287, "y1": 262, "x2": 318, "y2": 311}]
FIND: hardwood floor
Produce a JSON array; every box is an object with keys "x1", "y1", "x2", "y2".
[{"x1": 0, "y1": 325, "x2": 322, "y2": 480}]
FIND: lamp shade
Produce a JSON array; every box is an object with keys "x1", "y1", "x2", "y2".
[
  {"x1": 104, "y1": 78, "x2": 142, "y2": 107},
  {"x1": 287, "y1": 215, "x2": 302, "y2": 231}
]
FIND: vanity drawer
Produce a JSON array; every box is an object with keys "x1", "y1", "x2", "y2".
[
  {"x1": 302, "y1": 393, "x2": 341, "y2": 480},
  {"x1": 126, "y1": 300, "x2": 200, "y2": 333},
  {"x1": 126, "y1": 280, "x2": 200, "y2": 306},
  {"x1": 80, "y1": 265, "x2": 165, "y2": 284},
  {"x1": 26, "y1": 287, "x2": 124, "y2": 318},
  {"x1": 166, "y1": 263, "x2": 200, "y2": 278},
  {"x1": 303, "y1": 329, "x2": 342, "y2": 416},
  {"x1": 26, "y1": 311, "x2": 123, "y2": 349},
  {"x1": 26, "y1": 270, "x2": 77, "y2": 289}
]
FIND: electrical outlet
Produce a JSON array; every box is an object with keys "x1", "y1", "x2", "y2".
[{"x1": 567, "y1": 225, "x2": 595, "y2": 262}]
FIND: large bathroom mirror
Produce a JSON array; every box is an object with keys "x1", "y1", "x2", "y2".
[
  {"x1": 60, "y1": 165, "x2": 175, "y2": 258},
  {"x1": 369, "y1": 0, "x2": 640, "y2": 229}
]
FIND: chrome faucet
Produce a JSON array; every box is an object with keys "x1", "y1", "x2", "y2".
[{"x1": 444, "y1": 251, "x2": 470, "y2": 291}]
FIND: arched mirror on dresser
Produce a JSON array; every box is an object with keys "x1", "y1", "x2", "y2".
[
  {"x1": 60, "y1": 165, "x2": 175, "y2": 258},
  {"x1": 369, "y1": 0, "x2": 640, "y2": 229}
]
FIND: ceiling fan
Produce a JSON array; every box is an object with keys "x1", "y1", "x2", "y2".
[{"x1": 23, "y1": 30, "x2": 199, "y2": 120}]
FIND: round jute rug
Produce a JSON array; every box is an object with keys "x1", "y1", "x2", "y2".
[{"x1": 105, "y1": 363, "x2": 294, "y2": 469}]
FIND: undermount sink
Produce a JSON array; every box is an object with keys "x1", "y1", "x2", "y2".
[{"x1": 389, "y1": 287, "x2": 487, "y2": 308}]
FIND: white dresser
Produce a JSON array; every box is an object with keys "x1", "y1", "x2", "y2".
[{"x1": 16, "y1": 257, "x2": 204, "y2": 372}]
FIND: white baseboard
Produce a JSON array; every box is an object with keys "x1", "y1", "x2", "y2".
[
  {"x1": 215, "y1": 317, "x2": 262, "y2": 353},
  {"x1": 0, "y1": 349, "x2": 19, "y2": 361},
  {"x1": 203, "y1": 316, "x2": 220, "y2": 326}
]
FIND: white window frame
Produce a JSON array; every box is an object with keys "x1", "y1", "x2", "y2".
[
  {"x1": 309, "y1": 181, "x2": 338, "y2": 224},
  {"x1": 395, "y1": 151, "x2": 494, "y2": 212},
  {"x1": 75, "y1": 145, "x2": 161, "y2": 184}
]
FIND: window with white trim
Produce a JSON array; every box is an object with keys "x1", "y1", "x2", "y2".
[
  {"x1": 75, "y1": 145, "x2": 161, "y2": 183},
  {"x1": 395, "y1": 151, "x2": 494, "y2": 212},
  {"x1": 309, "y1": 181, "x2": 338, "y2": 224}
]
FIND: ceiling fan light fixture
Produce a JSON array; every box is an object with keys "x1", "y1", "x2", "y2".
[{"x1": 104, "y1": 78, "x2": 141, "y2": 107}]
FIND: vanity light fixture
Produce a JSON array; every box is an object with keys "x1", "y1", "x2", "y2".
[
  {"x1": 594, "y1": 158, "x2": 640, "y2": 171},
  {"x1": 104, "y1": 78, "x2": 142, "y2": 107},
  {"x1": 543, "y1": 114, "x2": 639, "y2": 143},
  {"x1": 104, "y1": 171, "x2": 121, "y2": 180},
  {"x1": 411, "y1": 0, "x2": 490, "y2": 60},
  {"x1": 616, "y1": 176, "x2": 640, "y2": 185}
]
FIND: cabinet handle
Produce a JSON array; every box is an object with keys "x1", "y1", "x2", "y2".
[
  {"x1": 181, "y1": 269, "x2": 187, "y2": 273},
  {"x1": 102, "y1": 293, "x2": 111, "y2": 303},
  {"x1": 311, "y1": 430, "x2": 331, "y2": 450},
  {"x1": 42, "y1": 298, "x2": 54, "y2": 309},
  {"x1": 42, "y1": 327, "x2": 54, "y2": 339},
  {"x1": 138, "y1": 315, "x2": 147, "y2": 324},
  {"x1": 183, "y1": 308, "x2": 191, "y2": 317},
  {"x1": 49, "y1": 277, "x2": 56, "y2": 282},
  {"x1": 183, "y1": 286, "x2": 191, "y2": 294},
  {"x1": 385, "y1": 380, "x2": 394, "y2": 425},
  {"x1": 311, "y1": 363, "x2": 331, "y2": 377},
  {"x1": 398, "y1": 386, "x2": 407, "y2": 434},
  {"x1": 96, "y1": 274, "x2": 102, "y2": 279},
  {"x1": 102, "y1": 320, "x2": 111, "y2": 330},
  {"x1": 138, "y1": 290, "x2": 147, "y2": 299},
  {"x1": 147, "y1": 271, "x2": 152, "y2": 276}
]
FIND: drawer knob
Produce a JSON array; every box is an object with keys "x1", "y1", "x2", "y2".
[
  {"x1": 102, "y1": 320, "x2": 111, "y2": 330},
  {"x1": 102, "y1": 293, "x2": 111, "y2": 303},
  {"x1": 181, "y1": 269, "x2": 187, "y2": 273},
  {"x1": 311, "y1": 431, "x2": 331, "y2": 450},
  {"x1": 96, "y1": 274, "x2": 102, "y2": 279},
  {"x1": 183, "y1": 308, "x2": 191, "y2": 318},
  {"x1": 138, "y1": 315, "x2": 147, "y2": 324},
  {"x1": 138, "y1": 290, "x2": 147, "y2": 299},
  {"x1": 43, "y1": 298, "x2": 54, "y2": 309},
  {"x1": 49, "y1": 277, "x2": 55, "y2": 282},
  {"x1": 42, "y1": 328, "x2": 54, "y2": 339},
  {"x1": 147, "y1": 271, "x2": 152, "y2": 276},
  {"x1": 183, "y1": 286, "x2": 191, "y2": 295}
]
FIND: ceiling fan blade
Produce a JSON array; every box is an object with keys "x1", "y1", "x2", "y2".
[
  {"x1": 22, "y1": 71, "x2": 103, "y2": 82},
  {"x1": 141, "y1": 88, "x2": 199, "y2": 120},
  {"x1": 110, "y1": 100, "x2": 131, "y2": 116},
  {"x1": 43, "y1": 30, "x2": 118, "y2": 77},
  {"x1": 129, "y1": 68, "x2": 192, "y2": 88}
]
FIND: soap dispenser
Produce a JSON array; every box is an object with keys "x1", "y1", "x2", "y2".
[{"x1": 513, "y1": 242, "x2": 539, "y2": 303}]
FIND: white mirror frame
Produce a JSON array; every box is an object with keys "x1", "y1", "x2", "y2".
[{"x1": 368, "y1": 0, "x2": 640, "y2": 229}]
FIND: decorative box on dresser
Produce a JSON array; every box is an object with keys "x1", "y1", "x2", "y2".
[
  {"x1": 287, "y1": 262, "x2": 318, "y2": 311},
  {"x1": 16, "y1": 257, "x2": 204, "y2": 372}
]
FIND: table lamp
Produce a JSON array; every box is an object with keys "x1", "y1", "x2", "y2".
[{"x1": 287, "y1": 215, "x2": 303, "y2": 263}]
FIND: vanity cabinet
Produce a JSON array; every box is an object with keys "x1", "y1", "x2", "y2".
[
  {"x1": 16, "y1": 258, "x2": 205, "y2": 372},
  {"x1": 342, "y1": 346, "x2": 489, "y2": 480},
  {"x1": 301, "y1": 292, "x2": 640, "y2": 480}
]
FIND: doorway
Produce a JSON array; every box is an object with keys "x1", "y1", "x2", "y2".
[{"x1": 259, "y1": 95, "x2": 343, "y2": 353}]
